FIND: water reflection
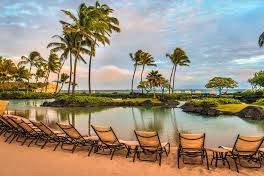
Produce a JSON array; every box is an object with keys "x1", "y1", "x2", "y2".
[{"x1": 6, "y1": 99, "x2": 264, "y2": 147}]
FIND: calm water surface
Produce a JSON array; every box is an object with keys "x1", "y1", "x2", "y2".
[{"x1": 6, "y1": 99, "x2": 264, "y2": 147}]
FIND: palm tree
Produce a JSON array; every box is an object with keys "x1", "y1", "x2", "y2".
[
  {"x1": 44, "y1": 52, "x2": 61, "y2": 92},
  {"x1": 19, "y1": 51, "x2": 42, "y2": 83},
  {"x1": 129, "y1": 50, "x2": 143, "y2": 93},
  {"x1": 0, "y1": 57, "x2": 17, "y2": 83},
  {"x1": 166, "y1": 48, "x2": 190, "y2": 93},
  {"x1": 57, "y1": 73, "x2": 69, "y2": 93},
  {"x1": 259, "y1": 31, "x2": 264, "y2": 47},
  {"x1": 61, "y1": 1, "x2": 120, "y2": 94},
  {"x1": 47, "y1": 32, "x2": 76, "y2": 94},
  {"x1": 146, "y1": 70, "x2": 162, "y2": 98},
  {"x1": 13, "y1": 66, "x2": 30, "y2": 82},
  {"x1": 138, "y1": 51, "x2": 156, "y2": 93}
]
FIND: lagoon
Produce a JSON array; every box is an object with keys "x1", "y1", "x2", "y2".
[{"x1": 6, "y1": 99, "x2": 264, "y2": 147}]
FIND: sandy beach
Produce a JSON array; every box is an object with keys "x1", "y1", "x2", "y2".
[{"x1": 0, "y1": 137, "x2": 263, "y2": 176}]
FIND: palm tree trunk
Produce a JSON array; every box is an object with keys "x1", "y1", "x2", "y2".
[
  {"x1": 169, "y1": 65, "x2": 174, "y2": 94},
  {"x1": 28, "y1": 65, "x2": 32, "y2": 83},
  {"x1": 58, "y1": 83, "x2": 64, "y2": 93},
  {"x1": 172, "y1": 66, "x2": 177, "y2": 93},
  {"x1": 131, "y1": 65, "x2": 137, "y2": 93},
  {"x1": 88, "y1": 54, "x2": 92, "y2": 94},
  {"x1": 55, "y1": 72, "x2": 60, "y2": 93},
  {"x1": 72, "y1": 56, "x2": 78, "y2": 95},
  {"x1": 45, "y1": 71, "x2": 50, "y2": 92},
  {"x1": 68, "y1": 53, "x2": 72, "y2": 94},
  {"x1": 140, "y1": 65, "x2": 145, "y2": 93}
]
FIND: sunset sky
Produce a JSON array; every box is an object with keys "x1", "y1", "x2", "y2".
[{"x1": 0, "y1": 0, "x2": 264, "y2": 90}]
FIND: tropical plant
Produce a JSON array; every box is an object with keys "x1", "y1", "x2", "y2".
[
  {"x1": 44, "y1": 52, "x2": 61, "y2": 91},
  {"x1": 57, "y1": 73, "x2": 69, "y2": 93},
  {"x1": 160, "y1": 77, "x2": 170, "y2": 95},
  {"x1": 137, "y1": 80, "x2": 151, "y2": 94},
  {"x1": 129, "y1": 50, "x2": 143, "y2": 93},
  {"x1": 13, "y1": 66, "x2": 30, "y2": 82},
  {"x1": 259, "y1": 31, "x2": 264, "y2": 47},
  {"x1": 248, "y1": 70, "x2": 264, "y2": 90},
  {"x1": 18, "y1": 51, "x2": 42, "y2": 82},
  {"x1": 138, "y1": 51, "x2": 156, "y2": 93},
  {"x1": 205, "y1": 77, "x2": 238, "y2": 95},
  {"x1": 47, "y1": 32, "x2": 76, "y2": 94},
  {"x1": 146, "y1": 70, "x2": 162, "y2": 98},
  {"x1": 0, "y1": 57, "x2": 17, "y2": 83},
  {"x1": 166, "y1": 48, "x2": 190, "y2": 93},
  {"x1": 61, "y1": 1, "x2": 120, "y2": 94}
]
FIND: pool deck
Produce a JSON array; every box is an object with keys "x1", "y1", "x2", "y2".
[{"x1": 0, "y1": 138, "x2": 263, "y2": 176}]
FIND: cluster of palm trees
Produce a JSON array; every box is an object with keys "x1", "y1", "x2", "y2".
[
  {"x1": 130, "y1": 48, "x2": 190, "y2": 95},
  {"x1": 48, "y1": 1, "x2": 120, "y2": 94}
]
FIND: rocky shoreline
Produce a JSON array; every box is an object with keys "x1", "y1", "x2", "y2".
[{"x1": 180, "y1": 103, "x2": 264, "y2": 120}]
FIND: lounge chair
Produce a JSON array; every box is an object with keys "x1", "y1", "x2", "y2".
[
  {"x1": 57, "y1": 123, "x2": 98, "y2": 154},
  {"x1": 0, "y1": 115, "x2": 13, "y2": 137},
  {"x1": 134, "y1": 130, "x2": 170, "y2": 165},
  {"x1": 177, "y1": 133, "x2": 209, "y2": 169},
  {"x1": 92, "y1": 125, "x2": 139, "y2": 160},
  {"x1": 31, "y1": 121, "x2": 66, "y2": 151},
  {"x1": 220, "y1": 135, "x2": 264, "y2": 172},
  {"x1": 15, "y1": 118, "x2": 43, "y2": 147}
]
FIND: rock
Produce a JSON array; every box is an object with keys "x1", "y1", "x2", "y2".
[
  {"x1": 139, "y1": 100, "x2": 153, "y2": 106},
  {"x1": 163, "y1": 100, "x2": 180, "y2": 108},
  {"x1": 180, "y1": 103, "x2": 221, "y2": 116},
  {"x1": 236, "y1": 106, "x2": 264, "y2": 120}
]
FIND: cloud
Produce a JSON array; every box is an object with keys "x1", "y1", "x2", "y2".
[{"x1": 232, "y1": 55, "x2": 264, "y2": 65}]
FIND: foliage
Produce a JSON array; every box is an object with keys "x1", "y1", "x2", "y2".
[
  {"x1": 205, "y1": 77, "x2": 238, "y2": 95},
  {"x1": 216, "y1": 104, "x2": 248, "y2": 113},
  {"x1": 253, "y1": 98, "x2": 264, "y2": 106},
  {"x1": 248, "y1": 70, "x2": 264, "y2": 90},
  {"x1": 259, "y1": 31, "x2": 264, "y2": 47},
  {"x1": 0, "y1": 91, "x2": 54, "y2": 99},
  {"x1": 56, "y1": 95, "x2": 113, "y2": 104},
  {"x1": 166, "y1": 48, "x2": 190, "y2": 93},
  {"x1": 187, "y1": 98, "x2": 241, "y2": 107}
]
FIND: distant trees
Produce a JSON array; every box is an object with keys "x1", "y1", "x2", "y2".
[
  {"x1": 137, "y1": 70, "x2": 170, "y2": 98},
  {"x1": 205, "y1": 77, "x2": 238, "y2": 95},
  {"x1": 248, "y1": 70, "x2": 264, "y2": 90}
]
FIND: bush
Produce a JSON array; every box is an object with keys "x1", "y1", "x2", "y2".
[
  {"x1": 186, "y1": 98, "x2": 241, "y2": 107},
  {"x1": 253, "y1": 99, "x2": 264, "y2": 106},
  {"x1": 56, "y1": 95, "x2": 113, "y2": 105},
  {"x1": 0, "y1": 91, "x2": 54, "y2": 99}
]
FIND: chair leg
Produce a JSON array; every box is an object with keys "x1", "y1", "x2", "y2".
[
  {"x1": 28, "y1": 139, "x2": 35, "y2": 147},
  {"x1": 71, "y1": 143, "x2": 78, "y2": 153},
  {"x1": 158, "y1": 152, "x2": 162, "y2": 166},
  {"x1": 9, "y1": 133, "x2": 17, "y2": 143},
  {"x1": 53, "y1": 142, "x2": 60, "y2": 151},
  {"x1": 177, "y1": 149, "x2": 180, "y2": 169},
  {"x1": 5, "y1": 132, "x2": 13, "y2": 142},
  {"x1": 133, "y1": 147, "x2": 138, "y2": 162},
  {"x1": 41, "y1": 139, "x2": 49, "y2": 149},
  {"x1": 205, "y1": 150, "x2": 209, "y2": 170},
  {"x1": 110, "y1": 148, "x2": 116, "y2": 160},
  {"x1": 21, "y1": 136, "x2": 29, "y2": 146},
  {"x1": 126, "y1": 147, "x2": 131, "y2": 158},
  {"x1": 233, "y1": 157, "x2": 239, "y2": 173},
  {"x1": 88, "y1": 145, "x2": 94, "y2": 156}
]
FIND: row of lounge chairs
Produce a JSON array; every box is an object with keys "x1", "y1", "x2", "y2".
[{"x1": 0, "y1": 114, "x2": 264, "y2": 172}]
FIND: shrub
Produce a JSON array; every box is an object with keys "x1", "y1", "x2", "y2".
[
  {"x1": 186, "y1": 98, "x2": 241, "y2": 107},
  {"x1": 0, "y1": 91, "x2": 54, "y2": 99},
  {"x1": 253, "y1": 98, "x2": 264, "y2": 106},
  {"x1": 56, "y1": 95, "x2": 113, "y2": 105}
]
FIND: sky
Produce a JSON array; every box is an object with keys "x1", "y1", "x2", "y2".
[{"x1": 0, "y1": 0, "x2": 264, "y2": 90}]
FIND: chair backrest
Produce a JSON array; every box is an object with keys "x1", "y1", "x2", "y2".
[
  {"x1": 134, "y1": 131, "x2": 161, "y2": 149},
  {"x1": 91, "y1": 125, "x2": 119, "y2": 144},
  {"x1": 233, "y1": 135, "x2": 264, "y2": 153},
  {"x1": 31, "y1": 121, "x2": 53, "y2": 136},
  {"x1": 5, "y1": 116, "x2": 20, "y2": 129},
  {"x1": 179, "y1": 133, "x2": 205, "y2": 150},
  {"x1": 18, "y1": 120, "x2": 35, "y2": 133},
  {"x1": 57, "y1": 123, "x2": 82, "y2": 140},
  {"x1": 0, "y1": 115, "x2": 11, "y2": 127}
]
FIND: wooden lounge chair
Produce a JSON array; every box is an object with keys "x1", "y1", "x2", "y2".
[
  {"x1": 57, "y1": 123, "x2": 98, "y2": 154},
  {"x1": 134, "y1": 130, "x2": 170, "y2": 165},
  {"x1": 0, "y1": 115, "x2": 13, "y2": 137},
  {"x1": 177, "y1": 133, "x2": 209, "y2": 169},
  {"x1": 220, "y1": 135, "x2": 264, "y2": 172},
  {"x1": 92, "y1": 125, "x2": 139, "y2": 160},
  {"x1": 31, "y1": 121, "x2": 66, "y2": 151}
]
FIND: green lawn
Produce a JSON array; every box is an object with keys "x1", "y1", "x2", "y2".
[{"x1": 216, "y1": 103, "x2": 248, "y2": 113}]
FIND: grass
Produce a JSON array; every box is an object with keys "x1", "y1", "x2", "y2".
[
  {"x1": 113, "y1": 98, "x2": 162, "y2": 103},
  {"x1": 216, "y1": 103, "x2": 248, "y2": 113}
]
